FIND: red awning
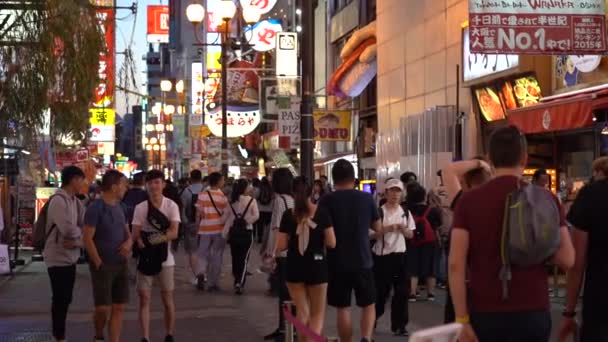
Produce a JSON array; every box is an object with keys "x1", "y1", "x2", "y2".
[{"x1": 507, "y1": 89, "x2": 608, "y2": 134}]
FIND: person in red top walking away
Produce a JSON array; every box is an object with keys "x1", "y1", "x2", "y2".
[{"x1": 449, "y1": 126, "x2": 574, "y2": 342}]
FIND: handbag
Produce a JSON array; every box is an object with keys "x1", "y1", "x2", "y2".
[{"x1": 137, "y1": 200, "x2": 171, "y2": 276}]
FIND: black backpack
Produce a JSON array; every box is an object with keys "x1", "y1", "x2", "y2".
[
  {"x1": 227, "y1": 198, "x2": 254, "y2": 245},
  {"x1": 259, "y1": 186, "x2": 272, "y2": 205},
  {"x1": 182, "y1": 188, "x2": 199, "y2": 222}
]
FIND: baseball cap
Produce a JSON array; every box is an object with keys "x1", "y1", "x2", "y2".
[{"x1": 386, "y1": 178, "x2": 403, "y2": 191}]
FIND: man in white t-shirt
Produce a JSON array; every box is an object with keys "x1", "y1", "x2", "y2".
[
  {"x1": 132, "y1": 170, "x2": 180, "y2": 342},
  {"x1": 371, "y1": 178, "x2": 415, "y2": 337}
]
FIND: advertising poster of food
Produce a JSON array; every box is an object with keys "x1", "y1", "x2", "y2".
[
  {"x1": 475, "y1": 87, "x2": 506, "y2": 122},
  {"x1": 513, "y1": 76, "x2": 542, "y2": 107},
  {"x1": 499, "y1": 81, "x2": 518, "y2": 110},
  {"x1": 313, "y1": 110, "x2": 351, "y2": 141}
]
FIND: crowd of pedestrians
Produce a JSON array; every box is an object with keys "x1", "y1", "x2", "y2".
[{"x1": 37, "y1": 126, "x2": 608, "y2": 342}]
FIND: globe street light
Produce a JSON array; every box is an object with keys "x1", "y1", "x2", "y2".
[
  {"x1": 218, "y1": 0, "x2": 236, "y2": 20},
  {"x1": 186, "y1": 3, "x2": 205, "y2": 25},
  {"x1": 160, "y1": 80, "x2": 173, "y2": 92}
]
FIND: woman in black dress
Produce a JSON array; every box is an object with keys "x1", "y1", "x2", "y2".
[{"x1": 277, "y1": 176, "x2": 336, "y2": 341}]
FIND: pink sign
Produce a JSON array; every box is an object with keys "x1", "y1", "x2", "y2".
[{"x1": 469, "y1": 0, "x2": 607, "y2": 54}]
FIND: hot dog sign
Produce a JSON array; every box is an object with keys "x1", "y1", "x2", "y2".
[{"x1": 328, "y1": 21, "x2": 377, "y2": 98}]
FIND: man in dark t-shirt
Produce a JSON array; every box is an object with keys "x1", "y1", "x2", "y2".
[
  {"x1": 559, "y1": 156, "x2": 608, "y2": 342},
  {"x1": 315, "y1": 159, "x2": 380, "y2": 342},
  {"x1": 450, "y1": 126, "x2": 574, "y2": 342}
]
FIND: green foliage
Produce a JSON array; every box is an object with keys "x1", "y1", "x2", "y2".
[{"x1": 0, "y1": 0, "x2": 104, "y2": 148}]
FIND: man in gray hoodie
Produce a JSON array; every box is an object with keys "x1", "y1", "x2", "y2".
[{"x1": 43, "y1": 166, "x2": 86, "y2": 342}]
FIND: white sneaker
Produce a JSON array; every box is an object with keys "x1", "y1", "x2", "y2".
[{"x1": 190, "y1": 276, "x2": 198, "y2": 285}]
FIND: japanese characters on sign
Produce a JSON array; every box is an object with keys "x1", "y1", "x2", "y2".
[
  {"x1": 463, "y1": 26, "x2": 519, "y2": 82},
  {"x1": 192, "y1": 62, "x2": 204, "y2": 115},
  {"x1": 240, "y1": 0, "x2": 278, "y2": 15},
  {"x1": 205, "y1": 109, "x2": 262, "y2": 138},
  {"x1": 89, "y1": 108, "x2": 115, "y2": 142},
  {"x1": 89, "y1": 7, "x2": 115, "y2": 142},
  {"x1": 147, "y1": 5, "x2": 169, "y2": 43},
  {"x1": 245, "y1": 19, "x2": 284, "y2": 52},
  {"x1": 313, "y1": 110, "x2": 351, "y2": 141},
  {"x1": 468, "y1": 0, "x2": 607, "y2": 54}
]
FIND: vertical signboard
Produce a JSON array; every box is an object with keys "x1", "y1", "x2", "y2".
[
  {"x1": 278, "y1": 97, "x2": 301, "y2": 149},
  {"x1": 147, "y1": 5, "x2": 169, "y2": 43},
  {"x1": 191, "y1": 62, "x2": 204, "y2": 115},
  {"x1": 90, "y1": 1, "x2": 115, "y2": 142},
  {"x1": 276, "y1": 32, "x2": 298, "y2": 77},
  {"x1": 468, "y1": 0, "x2": 607, "y2": 54}
]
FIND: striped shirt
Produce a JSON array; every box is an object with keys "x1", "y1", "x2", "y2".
[{"x1": 197, "y1": 189, "x2": 228, "y2": 235}]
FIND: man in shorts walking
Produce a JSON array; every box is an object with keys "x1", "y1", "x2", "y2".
[
  {"x1": 315, "y1": 159, "x2": 380, "y2": 342},
  {"x1": 132, "y1": 170, "x2": 181, "y2": 342},
  {"x1": 83, "y1": 170, "x2": 132, "y2": 342}
]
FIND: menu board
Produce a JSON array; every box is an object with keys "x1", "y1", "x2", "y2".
[{"x1": 475, "y1": 74, "x2": 542, "y2": 122}]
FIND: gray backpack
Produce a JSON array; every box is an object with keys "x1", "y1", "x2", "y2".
[{"x1": 499, "y1": 183, "x2": 561, "y2": 299}]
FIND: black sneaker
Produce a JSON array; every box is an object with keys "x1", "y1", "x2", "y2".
[
  {"x1": 427, "y1": 293, "x2": 436, "y2": 302},
  {"x1": 196, "y1": 275, "x2": 206, "y2": 290},
  {"x1": 235, "y1": 284, "x2": 243, "y2": 295},
  {"x1": 263, "y1": 329, "x2": 284, "y2": 340},
  {"x1": 408, "y1": 294, "x2": 417, "y2": 302},
  {"x1": 165, "y1": 335, "x2": 174, "y2": 342},
  {"x1": 393, "y1": 328, "x2": 409, "y2": 336}
]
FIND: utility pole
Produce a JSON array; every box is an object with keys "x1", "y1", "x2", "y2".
[{"x1": 299, "y1": 0, "x2": 315, "y2": 182}]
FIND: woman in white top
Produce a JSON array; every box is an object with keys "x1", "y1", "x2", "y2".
[
  {"x1": 222, "y1": 179, "x2": 260, "y2": 294},
  {"x1": 371, "y1": 178, "x2": 415, "y2": 336}
]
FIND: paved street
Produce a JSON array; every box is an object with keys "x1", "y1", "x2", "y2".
[{"x1": 0, "y1": 247, "x2": 568, "y2": 341}]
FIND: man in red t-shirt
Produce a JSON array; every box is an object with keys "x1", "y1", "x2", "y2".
[{"x1": 449, "y1": 126, "x2": 574, "y2": 342}]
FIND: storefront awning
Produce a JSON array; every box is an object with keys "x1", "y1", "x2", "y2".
[{"x1": 507, "y1": 88, "x2": 608, "y2": 134}]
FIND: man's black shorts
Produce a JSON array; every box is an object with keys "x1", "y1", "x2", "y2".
[{"x1": 328, "y1": 268, "x2": 376, "y2": 308}]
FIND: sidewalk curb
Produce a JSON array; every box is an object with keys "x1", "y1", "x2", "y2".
[{"x1": 0, "y1": 258, "x2": 33, "y2": 289}]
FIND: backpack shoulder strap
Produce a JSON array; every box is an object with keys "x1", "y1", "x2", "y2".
[
  {"x1": 379, "y1": 206, "x2": 384, "y2": 222},
  {"x1": 207, "y1": 190, "x2": 222, "y2": 216},
  {"x1": 243, "y1": 198, "x2": 254, "y2": 216},
  {"x1": 280, "y1": 195, "x2": 289, "y2": 209},
  {"x1": 423, "y1": 206, "x2": 432, "y2": 218}
]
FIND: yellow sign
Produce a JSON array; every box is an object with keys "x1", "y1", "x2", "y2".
[
  {"x1": 207, "y1": 52, "x2": 222, "y2": 71},
  {"x1": 89, "y1": 108, "x2": 115, "y2": 126},
  {"x1": 189, "y1": 125, "x2": 212, "y2": 139},
  {"x1": 313, "y1": 110, "x2": 351, "y2": 141}
]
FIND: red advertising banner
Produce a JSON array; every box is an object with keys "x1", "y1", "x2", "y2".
[
  {"x1": 93, "y1": 9, "x2": 115, "y2": 109},
  {"x1": 147, "y1": 5, "x2": 169, "y2": 43},
  {"x1": 469, "y1": 0, "x2": 607, "y2": 54}
]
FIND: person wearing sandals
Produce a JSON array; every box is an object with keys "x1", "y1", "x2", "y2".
[{"x1": 277, "y1": 176, "x2": 336, "y2": 342}]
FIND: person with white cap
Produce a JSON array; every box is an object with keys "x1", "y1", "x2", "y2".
[{"x1": 371, "y1": 178, "x2": 415, "y2": 336}]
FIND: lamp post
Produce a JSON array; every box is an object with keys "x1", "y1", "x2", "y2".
[{"x1": 186, "y1": 0, "x2": 258, "y2": 177}]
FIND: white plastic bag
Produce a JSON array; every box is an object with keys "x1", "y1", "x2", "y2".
[{"x1": 0, "y1": 244, "x2": 10, "y2": 275}]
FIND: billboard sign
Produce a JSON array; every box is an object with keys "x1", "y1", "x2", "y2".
[
  {"x1": 89, "y1": 6, "x2": 115, "y2": 141},
  {"x1": 191, "y1": 62, "x2": 204, "y2": 115},
  {"x1": 147, "y1": 5, "x2": 169, "y2": 43},
  {"x1": 469, "y1": 0, "x2": 607, "y2": 54},
  {"x1": 245, "y1": 19, "x2": 283, "y2": 52},
  {"x1": 313, "y1": 110, "x2": 351, "y2": 141}
]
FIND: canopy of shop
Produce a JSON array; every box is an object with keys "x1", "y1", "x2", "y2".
[{"x1": 507, "y1": 86, "x2": 608, "y2": 135}]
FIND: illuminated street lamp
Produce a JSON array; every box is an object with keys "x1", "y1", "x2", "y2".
[
  {"x1": 175, "y1": 80, "x2": 184, "y2": 94},
  {"x1": 164, "y1": 105, "x2": 175, "y2": 115},
  {"x1": 185, "y1": 3, "x2": 205, "y2": 24},
  {"x1": 160, "y1": 80, "x2": 173, "y2": 92}
]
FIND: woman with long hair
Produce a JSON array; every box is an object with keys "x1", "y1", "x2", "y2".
[
  {"x1": 311, "y1": 179, "x2": 325, "y2": 204},
  {"x1": 222, "y1": 179, "x2": 259, "y2": 294},
  {"x1": 277, "y1": 176, "x2": 336, "y2": 341}
]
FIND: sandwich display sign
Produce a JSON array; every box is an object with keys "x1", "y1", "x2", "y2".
[
  {"x1": 469, "y1": 0, "x2": 607, "y2": 54},
  {"x1": 313, "y1": 110, "x2": 351, "y2": 141}
]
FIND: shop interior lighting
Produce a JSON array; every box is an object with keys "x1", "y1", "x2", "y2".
[{"x1": 602, "y1": 122, "x2": 608, "y2": 135}]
